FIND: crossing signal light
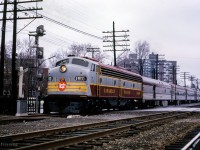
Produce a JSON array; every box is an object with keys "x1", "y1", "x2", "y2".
[
  {"x1": 37, "y1": 47, "x2": 43, "y2": 59},
  {"x1": 36, "y1": 25, "x2": 45, "y2": 36}
]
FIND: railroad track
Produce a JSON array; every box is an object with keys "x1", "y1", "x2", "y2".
[
  {"x1": 166, "y1": 127, "x2": 200, "y2": 150},
  {"x1": 0, "y1": 111, "x2": 192, "y2": 150},
  {"x1": 0, "y1": 114, "x2": 54, "y2": 125},
  {"x1": 0, "y1": 114, "x2": 71, "y2": 125}
]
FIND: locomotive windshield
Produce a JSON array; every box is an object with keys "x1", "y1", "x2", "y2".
[
  {"x1": 55, "y1": 59, "x2": 69, "y2": 67},
  {"x1": 72, "y1": 58, "x2": 89, "y2": 67}
]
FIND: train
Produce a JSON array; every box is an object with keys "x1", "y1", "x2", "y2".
[{"x1": 44, "y1": 56, "x2": 200, "y2": 114}]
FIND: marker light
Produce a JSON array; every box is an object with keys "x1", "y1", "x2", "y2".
[{"x1": 60, "y1": 65, "x2": 67, "y2": 73}]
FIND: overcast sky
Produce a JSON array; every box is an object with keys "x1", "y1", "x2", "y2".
[{"x1": 1, "y1": 0, "x2": 200, "y2": 84}]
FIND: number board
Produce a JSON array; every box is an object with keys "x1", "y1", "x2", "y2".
[{"x1": 75, "y1": 76, "x2": 87, "y2": 81}]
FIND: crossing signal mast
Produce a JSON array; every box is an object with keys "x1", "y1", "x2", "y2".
[
  {"x1": 29, "y1": 25, "x2": 46, "y2": 81},
  {"x1": 29, "y1": 25, "x2": 45, "y2": 113},
  {"x1": 103, "y1": 21, "x2": 130, "y2": 66}
]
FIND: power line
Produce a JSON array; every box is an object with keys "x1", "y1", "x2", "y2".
[
  {"x1": 44, "y1": 5, "x2": 103, "y2": 32},
  {"x1": 43, "y1": 16, "x2": 102, "y2": 40},
  {"x1": 17, "y1": 5, "x2": 103, "y2": 40}
]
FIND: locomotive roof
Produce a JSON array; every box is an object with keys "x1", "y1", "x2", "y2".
[
  {"x1": 186, "y1": 87, "x2": 196, "y2": 91},
  {"x1": 81, "y1": 56, "x2": 142, "y2": 78},
  {"x1": 99, "y1": 63, "x2": 142, "y2": 78},
  {"x1": 55, "y1": 56, "x2": 99, "y2": 65},
  {"x1": 142, "y1": 76, "x2": 171, "y2": 86},
  {"x1": 176, "y1": 85, "x2": 186, "y2": 90}
]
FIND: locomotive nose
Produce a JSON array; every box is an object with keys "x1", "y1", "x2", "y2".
[{"x1": 60, "y1": 65, "x2": 67, "y2": 73}]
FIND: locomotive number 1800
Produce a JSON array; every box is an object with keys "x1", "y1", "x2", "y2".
[{"x1": 75, "y1": 76, "x2": 87, "y2": 81}]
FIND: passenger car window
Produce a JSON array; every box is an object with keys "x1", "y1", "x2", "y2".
[
  {"x1": 123, "y1": 82, "x2": 126, "y2": 87},
  {"x1": 100, "y1": 78, "x2": 102, "y2": 83}
]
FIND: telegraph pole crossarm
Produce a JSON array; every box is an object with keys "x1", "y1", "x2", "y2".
[
  {"x1": 103, "y1": 21, "x2": 130, "y2": 66},
  {"x1": 0, "y1": 8, "x2": 43, "y2": 13},
  {"x1": 87, "y1": 48, "x2": 100, "y2": 58},
  {"x1": 0, "y1": 0, "x2": 43, "y2": 21}
]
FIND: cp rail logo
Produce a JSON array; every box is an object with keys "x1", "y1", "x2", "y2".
[{"x1": 58, "y1": 78, "x2": 66, "y2": 91}]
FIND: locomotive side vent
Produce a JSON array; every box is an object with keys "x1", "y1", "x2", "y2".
[{"x1": 101, "y1": 67, "x2": 142, "y2": 82}]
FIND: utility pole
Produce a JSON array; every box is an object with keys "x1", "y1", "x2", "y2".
[
  {"x1": 152, "y1": 68, "x2": 155, "y2": 79},
  {"x1": 11, "y1": 0, "x2": 18, "y2": 114},
  {"x1": 196, "y1": 79, "x2": 199, "y2": 89},
  {"x1": 162, "y1": 63, "x2": 179, "y2": 84},
  {"x1": 112, "y1": 21, "x2": 116, "y2": 66},
  {"x1": 0, "y1": 0, "x2": 7, "y2": 96},
  {"x1": 152, "y1": 54, "x2": 164, "y2": 80},
  {"x1": 87, "y1": 47, "x2": 100, "y2": 58},
  {"x1": 172, "y1": 65, "x2": 179, "y2": 85},
  {"x1": 155, "y1": 54, "x2": 158, "y2": 80},
  {"x1": 0, "y1": 0, "x2": 43, "y2": 115},
  {"x1": 180, "y1": 72, "x2": 190, "y2": 87},
  {"x1": 103, "y1": 21, "x2": 130, "y2": 66},
  {"x1": 188, "y1": 75, "x2": 195, "y2": 88}
]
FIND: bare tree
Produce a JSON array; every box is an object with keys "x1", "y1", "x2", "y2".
[
  {"x1": 48, "y1": 48, "x2": 69, "y2": 68},
  {"x1": 2, "y1": 39, "x2": 37, "y2": 98},
  {"x1": 116, "y1": 50, "x2": 130, "y2": 66},
  {"x1": 4, "y1": 39, "x2": 35, "y2": 75},
  {"x1": 48, "y1": 43, "x2": 108, "y2": 66},
  {"x1": 69, "y1": 43, "x2": 91, "y2": 56},
  {"x1": 69, "y1": 43, "x2": 108, "y2": 63},
  {"x1": 94, "y1": 51, "x2": 108, "y2": 63},
  {"x1": 134, "y1": 40, "x2": 150, "y2": 75}
]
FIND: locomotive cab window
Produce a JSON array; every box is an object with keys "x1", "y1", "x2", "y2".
[
  {"x1": 90, "y1": 63, "x2": 96, "y2": 72},
  {"x1": 56, "y1": 59, "x2": 69, "y2": 67},
  {"x1": 72, "y1": 58, "x2": 89, "y2": 67}
]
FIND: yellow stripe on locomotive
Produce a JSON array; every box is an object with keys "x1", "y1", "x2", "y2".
[{"x1": 48, "y1": 82, "x2": 88, "y2": 93}]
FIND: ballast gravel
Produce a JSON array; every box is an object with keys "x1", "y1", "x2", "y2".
[
  {"x1": 93, "y1": 115, "x2": 200, "y2": 150},
  {"x1": 1, "y1": 111, "x2": 200, "y2": 150},
  {"x1": 0, "y1": 111, "x2": 156, "y2": 136}
]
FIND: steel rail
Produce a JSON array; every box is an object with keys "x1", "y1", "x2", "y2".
[
  {"x1": 0, "y1": 112, "x2": 172, "y2": 142},
  {"x1": 4, "y1": 112, "x2": 191, "y2": 150},
  {"x1": 181, "y1": 132, "x2": 200, "y2": 150}
]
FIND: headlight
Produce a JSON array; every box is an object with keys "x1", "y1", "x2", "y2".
[
  {"x1": 60, "y1": 65, "x2": 67, "y2": 73},
  {"x1": 48, "y1": 76, "x2": 53, "y2": 81}
]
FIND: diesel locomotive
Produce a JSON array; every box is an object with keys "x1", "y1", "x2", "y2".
[{"x1": 44, "y1": 56, "x2": 200, "y2": 114}]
